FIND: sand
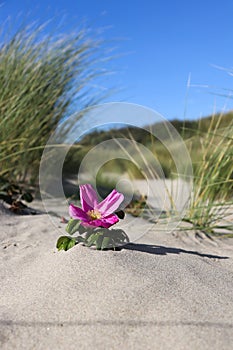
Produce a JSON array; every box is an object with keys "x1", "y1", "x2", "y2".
[{"x1": 1, "y1": 202, "x2": 233, "y2": 350}]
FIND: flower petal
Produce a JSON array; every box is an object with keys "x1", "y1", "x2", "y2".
[
  {"x1": 82, "y1": 214, "x2": 119, "y2": 228},
  {"x1": 80, "y1": 221, "x2": 94, "y2": 228},
  {"x1": 80, "y1": 184, "x2": 98, "y2": 212},
  {"x1": 100, "y1": 214, "x2": 119, "y2": 228},
  {"x1": 79, "y1": 219, "x2": 104, "y2": 228},
  {"x1": 69, "y1": 204, "x2": 89, "y2": 221},
  {"x1": 96, "y1": 189, "x2": 124, "y2": 216}
]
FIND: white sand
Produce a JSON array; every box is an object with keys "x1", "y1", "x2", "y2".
[{"x1": 1, "y1": 205, "x2": 233, "y2": 350}]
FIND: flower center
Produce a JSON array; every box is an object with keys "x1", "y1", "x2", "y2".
[{"x1": 87, "y1": 209, "x2": 102, "y2": 220}]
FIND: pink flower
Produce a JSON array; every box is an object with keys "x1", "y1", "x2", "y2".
[{"x1": 69, "y1": 184, "x2": 124, "y2": 228}]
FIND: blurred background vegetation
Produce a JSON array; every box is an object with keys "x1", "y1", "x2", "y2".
[
  {"x1": 63, "y1": 112, "x2": 233, "y2": 181},
  {"x1": 0, "y1": 20, "x2": 232, "y2": 234}
]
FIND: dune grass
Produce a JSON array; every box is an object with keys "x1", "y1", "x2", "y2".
[
  {"x1": 66, "y1": 114, "x2": 233, "y2": 235},
  {"x1": 0, "y1": 21, "x2": 111, "y2": 185},
  {"x1": 1, "y1": 20, "x2": 232, "y2": 236},
  {"x1": 183, "y1": 112, "x2": 233, "y2": 234}
]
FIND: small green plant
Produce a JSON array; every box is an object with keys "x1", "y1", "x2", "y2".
[
  {"x1": 57, "y1": 184, "x2": 129, "y2": 251},
  {"x1": 57, "y1": 221, "x2": 129, "y2": 251}
]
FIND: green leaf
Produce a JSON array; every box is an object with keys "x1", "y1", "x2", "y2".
[
  {"x1": 66, "y1": 219, "x2": 81, "y2": 235},
  {"x1": 78, "y1": 225, "x2": 87, "y2": 234},
  {"x1": 21, "y1": 192, "x2": 33, "y2": 203},
  {"x1": 101, "y1": 236, "x2": 110, "y2": 250},
  {"x1": 86, "y1": 233, "x2": 98, "y2": 247},
  {"x1": 56, "y1": 236, "x2": 76, "y2": 251},
  {"x1": 95, "y1": 233, "x2": 104, "y2": 250},
  {"x1": 76, "y1": 236, "x2": 86, "y2": 243}
]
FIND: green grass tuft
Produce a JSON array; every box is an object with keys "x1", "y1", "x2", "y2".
[{"x1": 0, "y1": 21, "x2": 111, "y2": 185}]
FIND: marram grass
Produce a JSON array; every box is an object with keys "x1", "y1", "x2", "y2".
[
  {"x1": 183, "y1": 112, "x2": 233, "y2": 234},
  {"x1": 81, "y1": 115, "x2": 233, "y2": 236},
  {"x1": 0, "y1": 22, "x2": 111, "y2": 184}
]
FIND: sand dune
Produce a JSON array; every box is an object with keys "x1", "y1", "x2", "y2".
[{"x1": 1, "y1": 208, "x2": 233, "y2": 350}]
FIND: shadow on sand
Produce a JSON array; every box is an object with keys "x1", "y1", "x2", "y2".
[{"x1": 123, "y1": 243, "x2": 229, "y2": 260}]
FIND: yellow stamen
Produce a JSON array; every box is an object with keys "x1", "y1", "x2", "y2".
[{"x1": 87, "y1": 209, "x2": 102, "y2": 220}]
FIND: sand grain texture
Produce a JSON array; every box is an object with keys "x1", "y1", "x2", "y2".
[{"x1": 1, "y1": 212, "x2": 233, "y2": 350}]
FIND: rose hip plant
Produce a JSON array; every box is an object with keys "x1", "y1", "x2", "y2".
[{"x1": 56, "y1": 184, "x2": 129, "y2": 251}]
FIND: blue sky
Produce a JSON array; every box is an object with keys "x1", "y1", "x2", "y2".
[{"x1": 1, "y1": 0, "x2": 233, "y2": 120}]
